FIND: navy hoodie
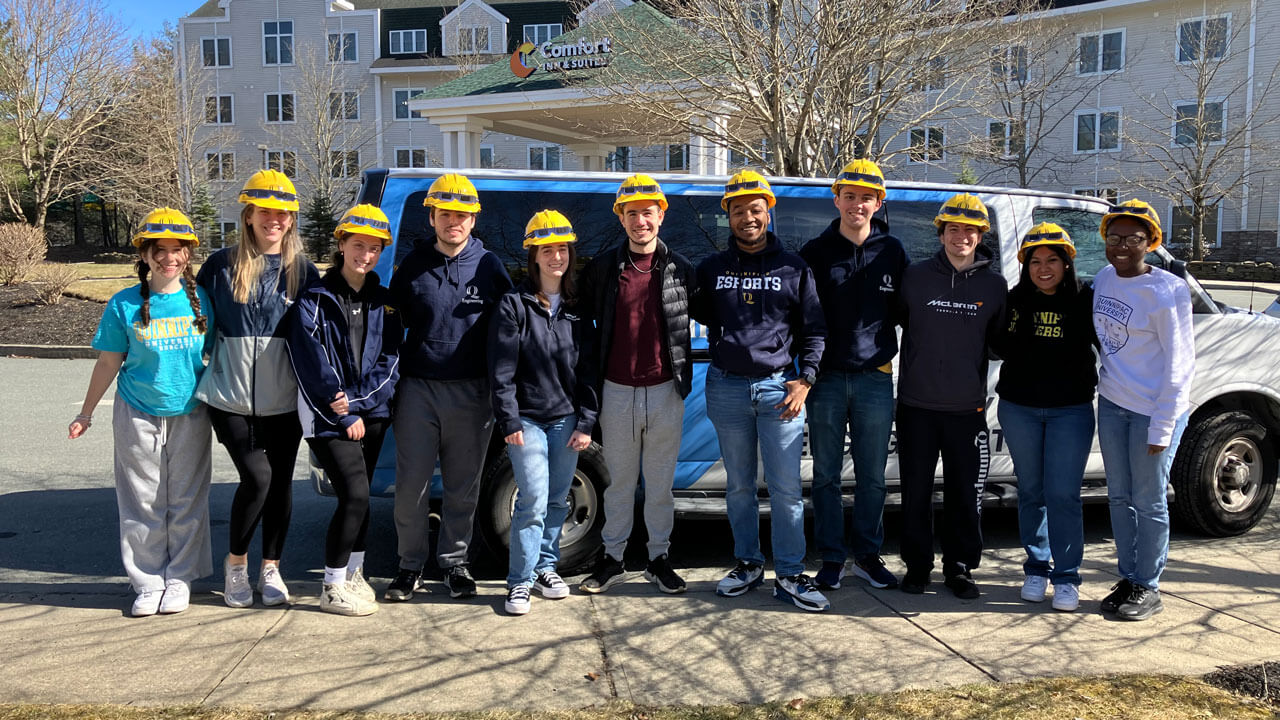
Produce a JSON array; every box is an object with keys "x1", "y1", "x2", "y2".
[
  {"x1": 389, "y1": 236, "x2": 513, "y2": 381},
  {"x1": 487, "y1": 281, "x2": 598, "y2": 437},
  {"x1": 690, "y1": 232, "x2": 825, "y2": 378},
  {"x1": 897, "y1": 245, "x2": 1008, "y2": 413},
  {"x1": 799, "y1": 217, "x2": 909, "y2": 372},
  {"x1": 285, "y1": 269, "x2": 402, "y2": 439}
]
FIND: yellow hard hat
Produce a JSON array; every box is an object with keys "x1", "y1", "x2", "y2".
[
  {"x1": 239, "y1": 169, "x2": 299, "y2": 212},
  {"x1": 1018, "y1": 222, "x2": 1075, "y2": 263},
  {"x1": 721, "y1": 169, "x2": 776, "y2": 211},
  {"x1": 934, "y1": 193, "x2": 991, "y2": 233},
  {"x1": 334, "y1": 204, "x2": 392, "y2": 245},
  {"x1": 423, "y1": 173, "x2": 481, "y2": 213},
  {"x1": 523, "y1": 209, "x2": 576, "y2": 248},
  {"x1": 613, "y1": 174, "x2": 668, "y2": 215},
  {"x1": 831, "y1": 159, "x2": 886, "y2": 199},
  {"x1": 133, "y1": 207, "x2": 199, "y2": 247},
  {"x1": 1101, "y1": 199, "x2": 1163, "y2": 251}
]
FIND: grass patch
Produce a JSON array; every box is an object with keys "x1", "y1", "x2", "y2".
[
  {"x1": 44, "y1": 260, "x2": 140, "y2": 303},
  {"x1": 0, "y1": 675, "x2": 1272, "y2": 720}
]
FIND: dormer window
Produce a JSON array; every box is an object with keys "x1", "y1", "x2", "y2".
[
  {"x1": 458, "y1": 26, "x2": 491, "y2": 53},
  {"x1": 390, "y1": 29, "x2": 427, "y2": 54}
]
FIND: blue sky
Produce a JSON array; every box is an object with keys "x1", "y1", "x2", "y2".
[{"x1": 107, "y1": 0, "x2": 191, "y2": 40}]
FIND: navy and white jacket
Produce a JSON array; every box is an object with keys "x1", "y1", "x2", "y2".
[
  {"x1": 487, "y1": 281, "x2": 598, "y2": 438},
  {"x1": 690, "y1": 233, "x2": 825, "y2": 379},
  {"x1": 389, "y1": 236, "x2": 513, "y2": 382},
  {"x1": 799, "y1": 217, "x2": 909, "y2": 373},
  {"x1": 285, "y1": 269, "x2": 402, "y2": 439},
  {"x1": 897, "y1": 245, "x2": 1008, "y2": 413},
  {"x1": 196, "y1": 247, "x2": 319, "y2": 416}
]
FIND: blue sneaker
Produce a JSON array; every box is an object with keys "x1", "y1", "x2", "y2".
[
  {"x1": 814, "y1": 561, "x2": 845, "y2": 590},
  {"x1": 716, "y1": 561, "x2": 763, "y2": 597},
  {"x1": 774, "y1": 574, "x2": 830, "y2": 612},
  {"x1": 851, "y1": 555, "x2": 899, "y2": 589}
]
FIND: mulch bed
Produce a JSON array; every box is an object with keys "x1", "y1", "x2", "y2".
[
  {"x1": 1203, "y1": 662, "x2": 1280, "y2": 708},
  {"x1": 0, "y1": 283, "x2": 104, "y2": 346}
]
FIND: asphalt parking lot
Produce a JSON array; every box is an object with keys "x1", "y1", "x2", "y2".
[{"x1": 0, "y1": 356, "x2": 1277, "y2": 713}]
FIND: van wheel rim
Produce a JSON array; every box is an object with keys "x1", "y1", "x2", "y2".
[
  {"x1": 560, "y1": 471, "x2": 597, "y2": 547},
  {"x1": 1215, "y1": 437, "x2": 1260, "y2": 513}
]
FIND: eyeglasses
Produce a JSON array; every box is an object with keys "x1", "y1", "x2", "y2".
[
  {"x1": 942, "y1": 205, "x2": 987, "y2": 220},
  {"x1": 345, "y1": 215, "x2": 389, "y2": 231},
  {"x1": 1025, "y1": 231, "x2": 1068, "y2": 243},
  {"x1": 1110, "y1": 204, "x2": 1153, "y2": 217},
  {"x1": 837, "y1": 171, "x2": 884, "y2": 187},
  {"x1": 429, "y1": 191, "x2": 478, "y2": 204},
  {"x1": 725, "y1": 180, "x2": 764, "y2": 193},
  {"x1": 242, "y1": 188, "x2": 297, "y2": 203},
  {"x1": 525, "y1": 226, "x2": 574, "y2": 240},
  {"x1": 143, "y1": 222, "x2": 194, "y2": 235},
  {"x1": 1105, "y1": 233, "x2": 1150, "y2": 248},
  {"x1": 618, "y1": 184, "x2": 660, "y2": 196}
]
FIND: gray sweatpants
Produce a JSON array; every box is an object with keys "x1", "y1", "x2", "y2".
[
  {"x1": 600, "y1": 380, "x2": 683, "y2": 560},
  {"x1": 393, "y1": 376, "x2": 494, "y2": 571},
  {"x1": 111, "y1": 395, "x2": 213, "y2": 593}
]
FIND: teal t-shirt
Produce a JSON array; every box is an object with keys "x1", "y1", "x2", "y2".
[{"x1": 92, "y1": 283, "x2": 214, "y2": 417}]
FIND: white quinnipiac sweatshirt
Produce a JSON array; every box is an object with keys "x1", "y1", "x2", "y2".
[{"x1": 1092, "y1": 264, "x2": 1195, "y2": 447}]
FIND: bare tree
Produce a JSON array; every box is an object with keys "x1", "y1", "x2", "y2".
[
  {"x1": 0, "y1": 0, "x2": 132, "y2": 230},
  {"x1": 574, "y1": 0, "x2": 1032, "y2": 177},
  {"x1": 1119, "y1": 3, "x2": 1280, "y2": 261}
]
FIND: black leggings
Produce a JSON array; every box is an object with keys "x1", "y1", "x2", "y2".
[
  {"x1": 306, "y1": 418, "x2": 389, "y2": 568},
  {"x1": 209, "y1": 407, "x2": 302, "y2": 559}
]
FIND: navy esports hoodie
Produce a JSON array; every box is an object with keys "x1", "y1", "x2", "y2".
[
  {"x1": 389, "y1": 236, "x2": 513, "y2": 381},
  {"x1": 690, "y1": 232, "x2": 825, "y2": 378},
  {"x1": 799, "y1": 217, "x2": 909, "y2": 372}
]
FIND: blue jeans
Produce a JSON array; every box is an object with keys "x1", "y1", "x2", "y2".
[
  {"x1": 1097, "y1": 396, "x2": 1188, "y2": 591},
  {"x1": 806, "y1": 369, "x2": 894, "y2": 563},
  {"x1": 505, "y1": 415, "x2": 578, "y2": 588},
  {"x1": 998, "y1": 399, "x2": 1093, "y2": 586},
  {"x1": 704, "y1": 366, "x2": 807, "y2": 577}
]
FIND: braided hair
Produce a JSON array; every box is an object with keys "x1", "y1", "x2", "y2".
[{"x1": 135, "y1": 237, "x2": 208, "y2": 333}]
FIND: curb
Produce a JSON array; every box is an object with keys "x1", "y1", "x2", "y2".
[{"x1": 0, "y1": 344, "x2": 97, "y2": 359}]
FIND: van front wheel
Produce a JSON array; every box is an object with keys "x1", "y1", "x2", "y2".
[
  {"x1": 477, "y1": 444, "x2": 609, "y2": 575},
  {"x1": 1171, "y1": 411, "x2": 1277, "y2": 537}
]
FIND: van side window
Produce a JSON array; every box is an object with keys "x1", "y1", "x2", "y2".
[{"x1": 1032, "y1": 207, "x2": 1108, "y2": 280}]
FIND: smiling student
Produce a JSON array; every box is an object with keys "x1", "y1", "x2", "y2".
[
  {"x1": 69, "y1": 208, "x2": 214, "y2": 617},
  {"x1": 197, "y1": 169, "x2": 319, "y2": 609}
]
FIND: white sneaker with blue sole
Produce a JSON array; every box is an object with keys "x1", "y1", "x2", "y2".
[
  {"x1": 774, "y1": 574, "x2": 830, "y2": 612},
  {"x1": 716, "y1": 561, "x2": 763, "y2": 597}
]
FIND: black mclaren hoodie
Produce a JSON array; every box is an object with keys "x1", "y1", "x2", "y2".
[
  {"x1": 799, "y1": 217, "x2": 909, "y2": 372},
  {"x1": 897, "y1": 244, "x2": 1008, "y2": 413}
]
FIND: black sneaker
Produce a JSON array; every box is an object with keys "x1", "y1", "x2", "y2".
[
  {"x1": 581, "y1": 555, "x2": 626, "y2": 594},
  {"x1": 901, "y1": 570, "x2": 930, "y2": 595},
  {"x1": 1100, "y1": 578, "x2": 1134, "y2": 613},
  {"x1": 851, "y1": 555, "x2": 900, "y2": 589},
  {"x1": 1116, "y1": 584, "x2": 1163, "y2": 621},
  {"x1": 443, "y1": 564, "x2": 477, "y2": 599},
  {"x1": 384, "y1": 568, "x2": 420, "y2": 602},
  {"x1": 944, "y1": 572, "x2": 980, "y2": 600},
  {"x1": 814, "y1": 561, "x2": 845, "y2": 590},
  {"x1": 643, "y1": 554, "x2": 687, "y2": 594}
]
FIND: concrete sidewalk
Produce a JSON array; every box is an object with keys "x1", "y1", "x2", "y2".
[{"x1": 1, "y1": 520, "x2": 1277, "y2": 713}]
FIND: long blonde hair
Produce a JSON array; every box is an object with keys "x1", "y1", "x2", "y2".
[{"x1": 232, "y1": 204, "x2": 307, "y2": 304}]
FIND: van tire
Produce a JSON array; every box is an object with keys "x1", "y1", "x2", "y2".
[
  {"x1": 1171, "y1": 411, "x2": 1277, "y2": 537},
  {"x1": 476, "y1": 444, "x2": 609, "y2": 576}
]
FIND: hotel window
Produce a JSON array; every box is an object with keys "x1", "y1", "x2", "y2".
[
  {"x1": 389, "y1": 29, "x2": 427, "y2": 54},
  {"x1": 1077, "y1": 30, "x2": 1124, "y2": 74},
  {"x1": 202, "y1": 37, "x2": 231, "y2": 67},
  {"x1": 1074, "y1": 110, "x2": 1120, "y2": 153},
  {"x1": 529, "y1": 144, "x2": 561, "y2": 171},
  {"x1": 523, "y1": 24, "x2": 562, "y2": 45},
  {"x1": 263, "y1": 20, "x2": 294, "y2": 65},
  {"x1": 328, "y1": 31, "x2": 357, "y2": 63}
]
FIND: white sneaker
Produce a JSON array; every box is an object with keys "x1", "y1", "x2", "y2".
[
  {"x1": 347, "y1": 567, "x2": 376, "y2": 604},
  {"x1": 534, "y1": 571, "x2": 570, "y2": 599},
  {"x1": 1052, "y1": 583, "x2": 1080, "y2": 612},
  {"x1": 505, "y1": 585, "x2": 531, "y2": 615},
  {"x1": 1021, "y1": 575, "x2": 1048, "y2": 603},
  {"x1": 320, "y1": 582, "x2": 378, "y2": 616},
  {"x1": 257, "y1": 564, "x2": 291, "y2": 606},
  {"x1": 223, "y1": 558, "x2": 253, "y2": 608},
  {"x1": 132, "y1": 589, "x2": 163, "y2": 617},
  {"x1": 716, "y1": 561, "x2": 764, "y2": 597},
  {"x1": 158, "y1": 579, "x2": 190, "y2": 614}
]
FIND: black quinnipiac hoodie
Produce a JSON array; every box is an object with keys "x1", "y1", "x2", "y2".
[
  {"x1": 690, "y1": 232, "x2": 825, "y2": 378},
  {"x1": 389, "y1": 236, "x2": 513, "y2": 381},
  {"x1": 487, "y1": 280, "x2": 599, "y2": 438},
  {"x1": 799, "y1": 217, "x2": 909, "y2": 372},
  {"x1": 898, "y1": 244, "x2": 1008, "y2": 413},
  {"x1": 994, "y1": 282, "x2": 1098, "y2": 408}
]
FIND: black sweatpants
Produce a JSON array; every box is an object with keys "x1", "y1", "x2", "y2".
[
  {"x1": 209, "y1": 407, "x2": 302, "y2": 560},
  {"x1": 307, "y1": 418, "x2": 390, "y2": 569},
  {"x1": 897, "y1": 402, "x2": 990, "y2": 579}
]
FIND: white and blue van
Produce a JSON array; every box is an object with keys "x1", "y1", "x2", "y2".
[{"x1": 314, "y1": 168, "x2": 1280, "y2": 572}]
